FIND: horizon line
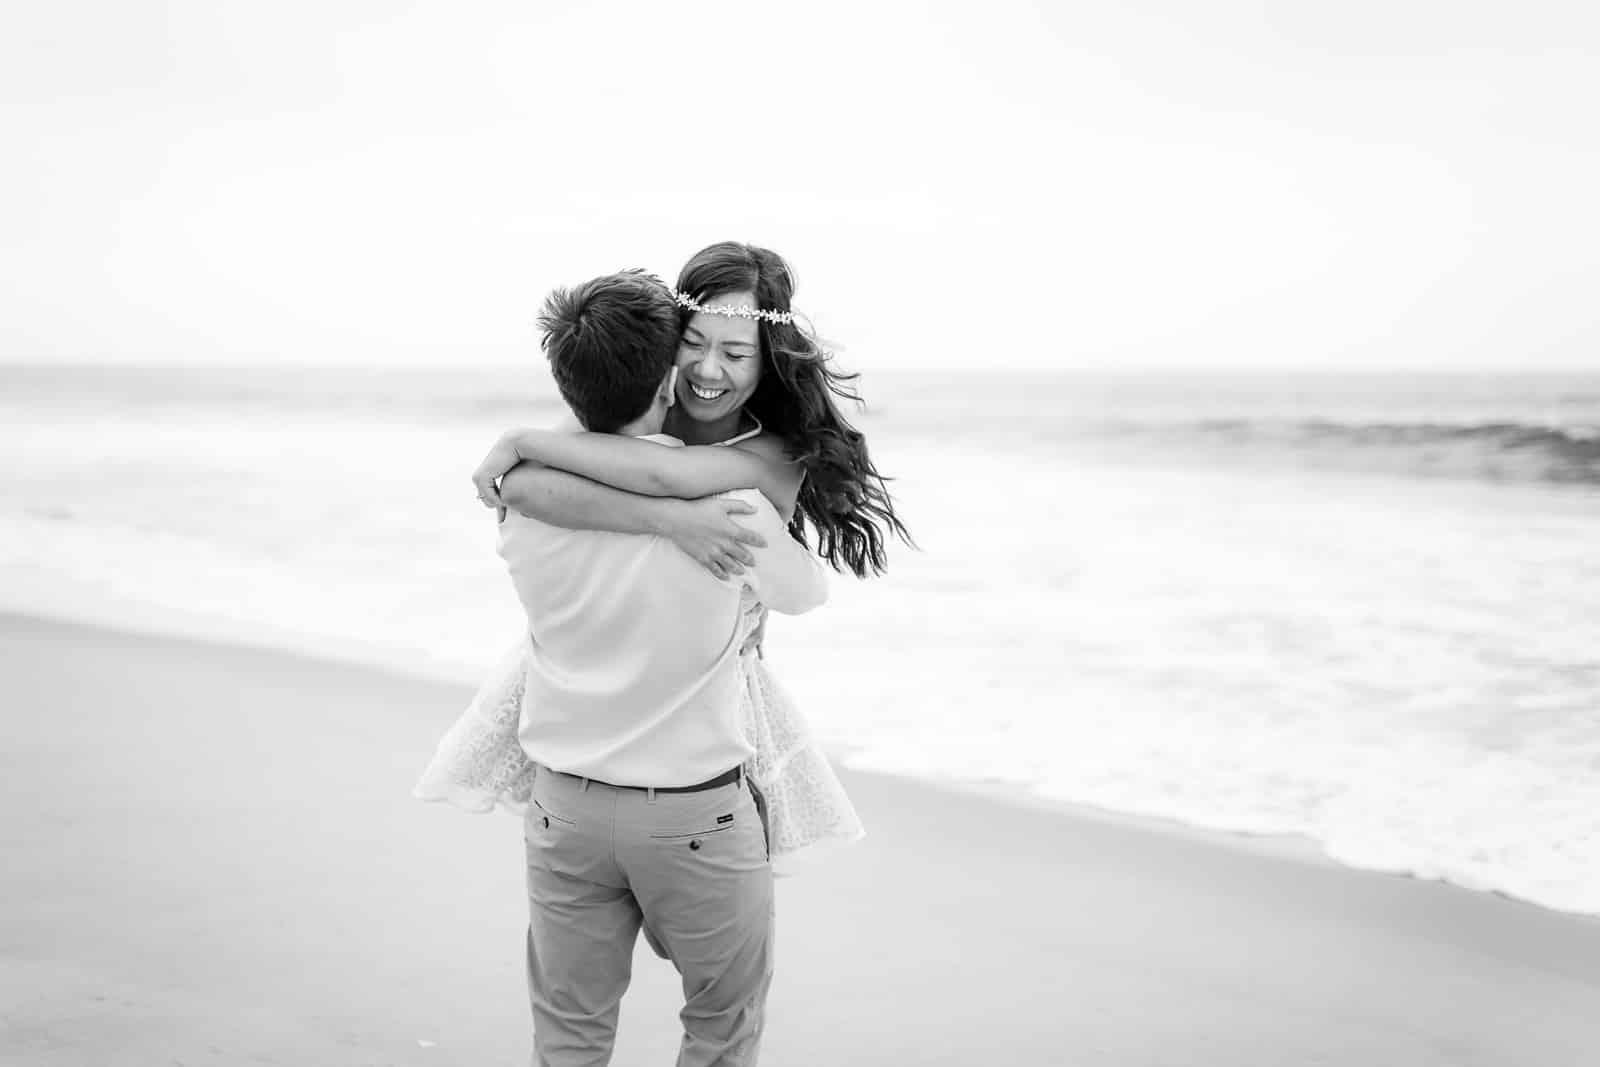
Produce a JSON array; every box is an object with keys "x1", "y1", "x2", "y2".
[{"x1": 0, "y1": 358, "x2": 1594, "y2": 378}]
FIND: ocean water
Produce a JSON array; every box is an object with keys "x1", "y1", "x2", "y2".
[{"x1": 3, "y1": 363, "x2": 1599, "y2": 915}]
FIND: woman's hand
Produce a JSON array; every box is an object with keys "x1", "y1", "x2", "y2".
[
  {"x1": 740, "y1": 603, "x2": 769, "y2": 657},
  {"x1": 471, "y1": 431, "x2": 529, "y2": 516},
  {"x1": 662, "y1": 497, "x2": 768, "y2": 580}
]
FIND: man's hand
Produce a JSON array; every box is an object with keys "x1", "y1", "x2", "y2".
[
  {"x1": 662, "y1": 498, "x2": 768, "y2": 580},
  {"x1": 471, "y1": 432, "x2": 526, "y2": 519}
]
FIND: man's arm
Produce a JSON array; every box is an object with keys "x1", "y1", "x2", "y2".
[{"x1": 727, "y1": 489, "x2": 828, "y2": 616}]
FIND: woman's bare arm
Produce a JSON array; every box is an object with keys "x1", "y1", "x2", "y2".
[
  {"x1": 498, "y1": 464, "x2": 767, "y2": 575},
  {"x1": 476, "y1": 429, "x2": 801, "y2": 515}
]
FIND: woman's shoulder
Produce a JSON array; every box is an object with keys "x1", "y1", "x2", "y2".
[
  {"x1": 731, "y1": 431, "x2": 800, "y2": 466},
  {"x1": 731, "y1": 432, "x2": 804, "y2": 518}
]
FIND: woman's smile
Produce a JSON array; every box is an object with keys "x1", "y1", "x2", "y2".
[{"x1": 687, "y1": 381, "x2": 730, "y2": 402}]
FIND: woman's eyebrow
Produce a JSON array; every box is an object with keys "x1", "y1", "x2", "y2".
[{"x1": 683, "y1": 324, "x2": 756, "y2": 348}]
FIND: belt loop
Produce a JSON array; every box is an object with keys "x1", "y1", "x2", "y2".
[
  {"x1": 582, "y1": 777, "x2": 591, "y2": 793},
  {"x1": 647, "y1": 786, "x2": 657, "y2": 804}
]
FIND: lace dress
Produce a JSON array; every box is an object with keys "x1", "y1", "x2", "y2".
[
  {"x1": 413, "y1": 588, "x2": 865, "y2": 874},
  {"x1": 414, "y1": 418, "x2": 863, "y2": 872}
]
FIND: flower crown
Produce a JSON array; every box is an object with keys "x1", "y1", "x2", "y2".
[{"x1": 667, "y1": 287, "x2": 795, "y2": 326}]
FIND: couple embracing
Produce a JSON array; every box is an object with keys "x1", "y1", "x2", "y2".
[{"x1": 417, "y1": 241, "x2": 910, "y2": 1065}]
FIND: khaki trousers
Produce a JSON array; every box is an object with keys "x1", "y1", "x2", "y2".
[{"x1": 523, "y1": 767, "x2": 774, "y2": 1067}]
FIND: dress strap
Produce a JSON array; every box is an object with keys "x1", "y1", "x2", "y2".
[{"x1": 717, "y1": 413, "x2": 764, "y2": 447}]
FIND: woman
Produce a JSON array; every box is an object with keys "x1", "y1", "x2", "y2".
[{"x1": 416, "y1": 241, "x2": 910, "y2": 869}]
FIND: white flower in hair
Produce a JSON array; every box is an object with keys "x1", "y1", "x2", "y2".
[{"x1": 668, "y1": 287, "x2": 795, "y2": 326}]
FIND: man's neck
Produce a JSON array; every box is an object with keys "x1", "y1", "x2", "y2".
[{"x1": 615, "y1": 415, "x2": 665, "y2": 438}]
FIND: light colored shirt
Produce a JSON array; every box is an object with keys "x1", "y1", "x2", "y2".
[{"x1": 499, "y1": 434, "x2": 828, "y2": 787}]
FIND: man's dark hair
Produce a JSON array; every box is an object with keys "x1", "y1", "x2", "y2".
[{"x1": 538, "y1": 270, "x2": 679, "y2": 432}]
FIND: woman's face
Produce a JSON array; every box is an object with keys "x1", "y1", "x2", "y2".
[{"x1": 674, "y1": 290, "x2": 764, "y2": 422}]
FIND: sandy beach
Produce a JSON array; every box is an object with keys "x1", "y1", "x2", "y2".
[{"x1": 4, "y1": 612, "x2": 1600, "y2": 1066}]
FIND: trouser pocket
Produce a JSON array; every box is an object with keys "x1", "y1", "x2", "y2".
[
  {"x1": 747, "y1": 780, "x2": 771, "y2": 861},
  {"x1": 531, "y1": 798, "x2": 576, "y2": 830},
  {"x1": 643, "y1": 784, "x2": 764, "y2": 863}
]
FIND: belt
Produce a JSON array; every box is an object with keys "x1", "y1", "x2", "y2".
[{"x1": 551, "y1": 766, "x2": 743, "y2": 795}]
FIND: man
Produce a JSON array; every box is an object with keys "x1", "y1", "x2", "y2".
[{"x1": 494, "y1": 270, "x2": 827, "y2": 1066}]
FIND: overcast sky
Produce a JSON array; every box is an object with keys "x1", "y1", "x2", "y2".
[{"x1": 2, "y1": 1, "x2": 1596, "y2": 371}]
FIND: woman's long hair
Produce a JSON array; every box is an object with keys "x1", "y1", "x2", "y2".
[{"x1": 676, "y1": 241, "x2": 913, "y2": 577}]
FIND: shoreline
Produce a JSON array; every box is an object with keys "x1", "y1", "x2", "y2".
[
  {"x1": 3, "y1": 592, "x2": 1596, "y2": 924},
  {"x1": 0, "y1": 597, "x2": 1405, "y2": 877},
  {"x1": 7, "y1": 611, "x2": 1600, "y2": 1065}
]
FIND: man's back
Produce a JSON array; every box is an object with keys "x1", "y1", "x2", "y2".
[
  {"x1": 499, "y1": 493, "x2": 751, "y2": 788},
  {"x1": 496, "y1": 425, "x2": 829, "y2": 791}
]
